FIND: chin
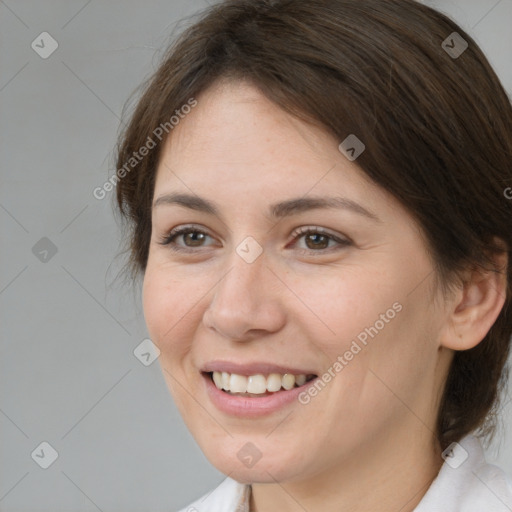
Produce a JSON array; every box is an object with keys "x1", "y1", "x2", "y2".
[{"x1": 198, "y1": 438, "x2": 309, "y2": 484}]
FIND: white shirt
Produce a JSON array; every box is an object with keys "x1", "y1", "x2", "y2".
[{"x1": 177, "y1": 434, "x2": 512, "y2": 512}]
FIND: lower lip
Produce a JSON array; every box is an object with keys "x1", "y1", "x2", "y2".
[{"x1": 202, "y1": 373, "x2": 318, "y2": 418}]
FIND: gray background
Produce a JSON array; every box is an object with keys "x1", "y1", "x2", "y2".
[{"x1": 1, "y1": 1, "x2": 511, "y2": 511}]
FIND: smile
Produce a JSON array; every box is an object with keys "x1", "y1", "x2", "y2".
[
  {"x1": 209, "y1": 371, "x2": 317, "y2": 396},
  {"x1": 201, "y1": 368, "x2": 319, "y2": 417}
]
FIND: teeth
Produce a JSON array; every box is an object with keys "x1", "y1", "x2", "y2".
[
  {"x1": 282, "y1": 374, "x2": 295, "y2": 390},
  {"x1": 211, "y1": 371, "x2": 311, "y2": 395},
  {"x1": 267, "y1": 373, "x2": 282, "y2": 392},
  {"x1": 247, "y1": 375, "x2": 267, "y2": 394},
  {"x1": 221, "y1": 371, "x2": 230, "y2": 391},
  {"x1": 229, "y1": 374, "x2": 247, "y2": 393},
  {"x1": 295, "y1": 374, "x2": 306, "y2": 386},
  {"x1": 212, "y1": 371, "x2": 223, "y2": 389}
]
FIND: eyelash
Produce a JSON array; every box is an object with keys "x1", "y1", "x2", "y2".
[{"x1": 157, "y1": 224, "x2": 352, "y2": 255}]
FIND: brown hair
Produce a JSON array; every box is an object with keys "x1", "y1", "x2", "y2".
[{"x1": 114, "y1": 0, "x2": 512, "y2": 450}]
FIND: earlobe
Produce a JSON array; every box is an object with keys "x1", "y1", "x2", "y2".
[{"x1": 440, "y1": 249, "x2": 508, "y2": 351}]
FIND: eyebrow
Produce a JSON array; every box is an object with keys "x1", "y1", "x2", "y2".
[{"x1": 152, "y1": 192, "x2": 381, "y2": 222}]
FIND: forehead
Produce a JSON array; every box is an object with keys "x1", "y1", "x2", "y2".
[
  {"x1": 157, "y1": 80, "x2": 360, "y2": 183},
  {"x1": 168, "y1": 80, "x2": 332, "y2": 163},
  {"x1": 153, "y1": 79, "x2": 403, "y2": 225}
]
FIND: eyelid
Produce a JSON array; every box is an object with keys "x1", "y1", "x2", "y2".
[{"x1": 291, "y1": 225, "x2": 350, "y2": 241}]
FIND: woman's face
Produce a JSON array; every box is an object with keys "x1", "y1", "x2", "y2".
[{"x1": 143, "y1": 79, "x2": 453, "y2": 483}]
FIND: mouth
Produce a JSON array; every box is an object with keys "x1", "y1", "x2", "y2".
[
  {"x1": 204, "y1": 371, "x2": 317, "y2": 397},
  {"x1": 200, "y1": 362, "x2": 320, "y2": 416}
]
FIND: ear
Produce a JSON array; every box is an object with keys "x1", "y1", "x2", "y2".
[{"x1": 440, "y1": 241, "x2": 508, "y2": 351}]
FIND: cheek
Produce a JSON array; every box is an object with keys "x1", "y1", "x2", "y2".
[
  {"x1": 285, "y1": 264, "x2": 397, "y2": 354},
  {"x1": 142, "y1": 272, "x2": 168, "y2": 341},
  {"x1": 320, "y1": 289, "x2": 440, "y2": 433},
  {"x1": 142, "y1": 268, "x2": 197, "y2": 358},
  {"x1": 292, "y1": 257, "x2": 437, "y2": 405}
]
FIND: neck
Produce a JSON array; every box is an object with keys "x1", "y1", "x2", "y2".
[{"x1": 250, "y1": 427, "x2": 443, "y2": 512}]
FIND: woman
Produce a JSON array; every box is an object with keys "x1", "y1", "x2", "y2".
[{"x1": 114, "y1": 0, "x2": 512, "y2": 510}]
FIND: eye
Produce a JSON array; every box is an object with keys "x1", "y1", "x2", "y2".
[
  {"x1": 289, "y1": 226, "x2": 352, "y2": 254},
  {"x1": 157, "y1": 224, "x2": 352, "y2": 255},
  {"x1": 157, "y1": 224, "x2": 216, "y2": 253}
]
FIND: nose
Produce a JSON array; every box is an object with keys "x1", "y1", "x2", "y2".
[{"x1": 202, "y1": 249, "x2": 286, "y2": 342}]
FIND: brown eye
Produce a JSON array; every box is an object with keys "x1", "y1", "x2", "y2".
[
  {"x1": 158, "y1": 226, "x2": 214, "y2": 252},
  {"x1": 180, "y1": 230, "x2": 207, "y2": 247},
  {"x1": 304, "y1": 233, "x2": 330, "y2": 250},
  {"x1": 291, "y1": 227, "x2": 352, "y2": 254}
]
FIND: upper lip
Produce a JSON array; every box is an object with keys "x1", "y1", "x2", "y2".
[{"x1": 201, "y1": 361, "x2": 317, "y2": 376}]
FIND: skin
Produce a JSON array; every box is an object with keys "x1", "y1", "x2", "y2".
[{"x1": 142, "y1": 78, "x2": 507, "y2": 512}]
